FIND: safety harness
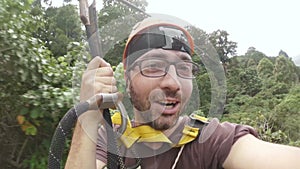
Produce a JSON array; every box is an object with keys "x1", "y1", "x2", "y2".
[
  {"x1": 111, "y1": 112, "x2": 209, "y2": 148},
  {"x1": 102, "y1": 112, "x2": 209, "y2": 169}
]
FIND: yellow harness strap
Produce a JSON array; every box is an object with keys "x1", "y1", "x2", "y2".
[{"x1": 111, "y1": 112, "x2": 208, "y2": 148}]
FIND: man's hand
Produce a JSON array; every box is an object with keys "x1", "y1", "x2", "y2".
[
  {"x1": 76, "y1": 56, "x2": 118, "y2": 141},
  {"x1": 66, "y1": 57, "x2": 116, "y2": 169},
  {"x1": 80, "y1": 56, "x2": 117, "y2": 102}
]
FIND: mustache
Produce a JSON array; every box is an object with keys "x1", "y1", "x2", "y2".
[
  {"x1": 148, "y1": 89, "x2": 181, "y2": 102},
  {"x1": 133, "y1": 89, "x2": 182, "y2": 124}
]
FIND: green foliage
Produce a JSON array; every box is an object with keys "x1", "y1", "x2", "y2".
[
  {"x1": 40, "y1": 4, "x2": 84, "y2": 57},
  {"x1": 0, "y1": 0, "x2": 89, "y2": 167},
  {"x1": 273, "y1": 86, "x2": 300, "y2": 141},
  {"x1": 257, "y1": 57, "x2": 274, "y2": 80},
  {"x1": 100, "y1": 0, "x2": 148, "y2": 26},
  {"x1": 245, "y1": 47, "x2": 268, "y2": 63},
  {"x1": 104, "y1": 39, "x2": 127, "y2": 66},
  {"x1": 226, "y1": 57, "x2": 262, "y2": 98},
  {"x1": 223, "y1": 111, "x2": 289, "y2": 144},
  {"x1": 1, "y1": 0, "x2": 300, "y2": 168},
  {"x1": 208, "y1": 29, "x2": 237, "y2": 64},
  {"x1": 98, "y1": 0, "x2": 148, "y2": 66},
  {"x1": 296, "y1": 66, "x2": 300, "y2": 80},
  {"x1": 186, "y1": 25, "x2": 208, "y2": 49},
  {"x1": 223, "y1": 50, "x2": 300, "y2": 146},
  {"x1": 0, "y1": 0, "x2": 49, "y2": 167},
  {"x1": 196, "y1": 73, "x2": 211, "y2": 116},
  {"x1": 113, "y1": 62, "x2": 126, "y2": 93},
  {"x1": 238, "y1": 68, "x2": 262, "y2": 96},
  {"x1": 274, "y1": 55, "x2": 298, "y2": 86},
  {"x1": 20, "y1": 42, "x2": 88, "y2": 169}
]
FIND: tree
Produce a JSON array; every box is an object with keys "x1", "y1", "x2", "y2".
[
  {"x1": 98, "y1": 0, "x2": 148, "y2": 66},
  {"x1": 42, "y1": 0, "x2": 73, "y2": 6},
  {"x1": 246, "y1": 58, "x2": 257, "y2": 68},
  {"x1": 239, "y1": 68, "x2": 262, "y2": 96},
  {"x1": 273, "y1": 55, "x2": 296, "y2": 86},
  {"x1": 99, "y1": 0, "x2": 148, "y2": 27},
  {"x1": 245, "y1": 47, "x2": 268, "y2": 63},
  {"x1": 208, "y1": 30, "x2": 237, "y2": 65},
  {"x1": 273, "y1": 86, "x2": 300, "y2": 141},
  {"x1": 0, "y1": 0, "x2": 89, "y2": 168},
  {"x1": 186, "y1": 25, "x2": 208, "y2": 50},
  {"x1": 257, "y1": 57, "x2": 274, "y2": 80},
  {"x1": 279, "y1": 49, "x2": 289, "y2": 58},
  {"x1": 40, "y1": 4, "x2": 84, "y2": 57},
  {"x1": 195, "y1": 73, "x2": 211, "y2": 116},
  {"x1": 0, "y1": 0, "x2": 49, "y2": 167}
]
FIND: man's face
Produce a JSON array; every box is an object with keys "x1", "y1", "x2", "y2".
[{"x1": 127, "y1": 48, "x2": 194, "y2": 130}]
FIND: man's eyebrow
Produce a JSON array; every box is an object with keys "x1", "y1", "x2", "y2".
[
  {"x1": 142, "y1": 51, "x2": 165, "y2": 59},
  {"x1": 178, "y1": 53, "x2": 192, "y2": 61}
]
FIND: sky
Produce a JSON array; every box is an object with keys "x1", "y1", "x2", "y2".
[
  {"x1": 50, "y1": 0, "x2": 300, "y2": 64},
  {"x1": 146, "y1": 0, "x2": 300, "y2": 63}
]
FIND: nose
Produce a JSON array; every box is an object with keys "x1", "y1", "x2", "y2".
[{"x1": 159, "y1": 65, "x2": 180, "y2": 91}]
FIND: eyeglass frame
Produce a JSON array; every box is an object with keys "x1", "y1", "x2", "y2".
[{"x1": 126, "y1": 58, "x2": 200, "y2": 79}]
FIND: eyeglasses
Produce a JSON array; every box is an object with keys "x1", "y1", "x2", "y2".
[
  {"x1": 128, "y1": 59, "x2": 200, "y2": 79},
  {"x1": 124, "y1": 25, "x2": 194, "y2": 69}
]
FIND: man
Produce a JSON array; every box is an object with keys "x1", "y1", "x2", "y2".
[{"x1": 65, "y1": 17, "x2": 300, "y2": 169}]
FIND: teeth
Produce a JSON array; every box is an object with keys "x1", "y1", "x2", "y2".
[{"x1": 158, "y1": 101, "x2": 177, "y2": 106}]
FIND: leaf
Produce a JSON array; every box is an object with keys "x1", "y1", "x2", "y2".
[
  {"x1": 20, "y1": 120, "x2": 37, "y2": 135},
  {"x1": 57, "y1": 56, "x2": 65, "y2": 62},
  {"x1": 21, "y1": 121, "x2": 31, "y2": 132},
  {"x1": 30, "y1": 108, "x2": 39, "y2": 119},
  {"x1": 20, "y1": 107, "x2": 29, "y2": 115},
  {"x1": 17, "y1": 115, "x2": 25, "y2": 124},
  {"x1": 25, "y1": 125, "x2": 37, "y2": 136}
]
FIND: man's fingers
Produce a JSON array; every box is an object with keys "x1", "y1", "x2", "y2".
[
  {"x1": 91, "y1": 83, "x2": 118, "y2": 94},
  {"x1": 95, "y1": 76, "x2": 117, "y2": 85},
  {"x1": 86, "y1": 56, "x2": 111, "y2": 70},
  {"x1": 80, "y1": 57, "x2": 116, "y2": 101},
  {"x1": 95, "y1": 67, "x2": 114, "y2": 77}
]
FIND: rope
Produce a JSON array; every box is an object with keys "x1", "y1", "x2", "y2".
[
  {"x1": 171, "y1": 145, "x2": 185, "y2": 169},
  {"x1": 48, "y1": 102, "x2": 89, "y2": 169},
  {"x1": 103, "y1": 109, "x2": 126, "y2": 169}
]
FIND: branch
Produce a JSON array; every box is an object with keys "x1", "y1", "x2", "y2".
[
  {"x1": 79, "y1": 0, "x2": 89, "y2": 25},
  {"x1": 16, "y1": 137, "x2": 28, "y2": 165},
  {"x1": 0, "y1": 47, "x2": 14, "y2": 53},
  {"x1": 6, "y1": 159, "x2": 22, "y2": 168}
]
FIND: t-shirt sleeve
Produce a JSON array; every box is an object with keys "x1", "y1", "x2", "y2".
[
  {"x1": 197, "y1": 118, "x2": 259, "y2": 169},
  {"x1": 96, "y1": 125, "x2": 108, "y2": 164}
]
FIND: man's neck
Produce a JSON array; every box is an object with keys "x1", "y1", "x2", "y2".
[{"x1": 132, "y1": 116, "x2": 184, "y2": 150}]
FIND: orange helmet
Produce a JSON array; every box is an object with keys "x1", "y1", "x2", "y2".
[{"x1": 122, "y1": 17, "x2": 194, "y2": 69}]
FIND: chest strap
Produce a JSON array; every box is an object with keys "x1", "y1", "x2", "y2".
[
  {"x1": 176, "y1": 113, "x2": 209, "y2": 147},
  {"x1": 111, "y1": 112, "x2": 209, "y2": 148}
]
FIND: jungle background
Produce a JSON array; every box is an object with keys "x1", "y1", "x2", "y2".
[{"x1": 1, "y1": 0, "x2": 299, "y2": 168}]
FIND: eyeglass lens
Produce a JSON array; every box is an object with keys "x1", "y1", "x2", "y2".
[{"x1": 139, "y1": 59, "x2": 198, "y2": 78}]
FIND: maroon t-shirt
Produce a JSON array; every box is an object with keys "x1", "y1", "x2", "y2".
[{"x1": 96, "y1": 116, "x2": 258, "y2": 169}]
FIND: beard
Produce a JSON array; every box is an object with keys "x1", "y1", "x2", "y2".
[{"x1": 129, "y1": 84, "x2": 184, "y2": 130}]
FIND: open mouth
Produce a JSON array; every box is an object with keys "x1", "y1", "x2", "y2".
[
  {"x1": 155, "y1": 100, "x2": 180, "y2": 115},
  {"x1": 158, "y1": 101, "x2": 178, "y2": 109}
]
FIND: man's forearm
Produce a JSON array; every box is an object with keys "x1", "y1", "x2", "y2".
[{"x1": 65, "y1": 111, "x2": 101, "y2": 169}]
